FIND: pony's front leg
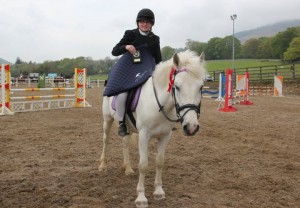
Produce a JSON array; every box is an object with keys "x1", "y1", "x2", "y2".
[
  {"x1": 135, "y1": 132, "x2": 150, "y2": 208},
  {"x1": 99, "y1": 118, "x2": 113, "y2": 171},
  {"x1": 122, "y1": 134, "x2": 134, "y2": 175},
  {"x1": 153, "y1": 133, "x2": 171, "y2": 200}
]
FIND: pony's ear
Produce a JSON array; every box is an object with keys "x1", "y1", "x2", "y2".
[
  {"x1": 199, "y1": 52, "x2": 205, "y2": 63},
  {"x1": 173, "y1": 53, "x2": 180, "y2": 67}
]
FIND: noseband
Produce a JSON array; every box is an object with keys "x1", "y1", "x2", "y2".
[{"x1": 153, "y1": 67, "x2": 201, "y2": 123}]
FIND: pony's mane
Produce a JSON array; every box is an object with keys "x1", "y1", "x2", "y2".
[{"x1": 153, "y1": 50, "x2": 206, "y2": 87}]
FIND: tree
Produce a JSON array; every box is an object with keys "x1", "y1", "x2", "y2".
[
  {"x1": 37, "y1": 61, "x2": 59, "y2": 74},
  {"x1": 241, "y1": 38, "x2": 260, "y2": 58},
  {"x1": 222, "y1": 36, "x2": 241, "y2": 59},
  {"x1": 283, "y1": 37, "x2": 300, "y2": 61},
  {"x1": 98, "y1": 57, "x2": 116, "y2": 74},
  {"x1": 161, "y1": 46, "x2": 176, "y2": 61},
  {"x1": 271, "y1": 27, "x2": 299, "y2": 59},
  {"x1": 57, "y1": 58, "x2": 75, "y2": 77},
  {"x1": 256, "y1": 37, "x2": 275, "y2": 59},
  {"x1": 206, "y1": 37, "x2": 223, "y2": 60},
  {"x1": 37, "y1": 63, "x2": 51, "y2": 75},
  {"x1": 185, "y1": 39, "x2": 207, "y2": 55},
  {"x1": 15, "y1": 57, "x2": 22, "y2": 64},
  {"x1": 204, "y1": 36, "x2": 241, "y2": 60}
]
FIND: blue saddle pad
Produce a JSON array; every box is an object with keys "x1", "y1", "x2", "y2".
[{"x1": 103, "y1": 48, "x2": 155, "y2": 97}]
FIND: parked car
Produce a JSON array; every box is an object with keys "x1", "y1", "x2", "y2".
[
  {"x1": 205, "y1": 73, "x2": 214, "y2": 82},
  {"x1": 29, "y1": 73, "x2": 39, "y2": 83}
]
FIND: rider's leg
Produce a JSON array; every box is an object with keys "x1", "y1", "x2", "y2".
[{"x1": 116, "y1": 92, "x2": 128, "y2": 136}]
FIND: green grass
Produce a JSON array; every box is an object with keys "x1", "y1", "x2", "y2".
[
  {"x1": 205, "y1": 59, "x2": 282, "y2": 72},
  {"x1": 90, "y1": 74, "x2": 108, "y2": 80},
  {"x1": 90, "y1": 59, "x2": 295, "y2": 80}
]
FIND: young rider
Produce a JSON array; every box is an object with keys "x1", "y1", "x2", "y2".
[{"x1": 111, "y1": 8, "x2": 162, "y2": 136}]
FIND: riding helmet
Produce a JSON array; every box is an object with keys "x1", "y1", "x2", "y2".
[{"x1": 136, "y1": 8, "x2": 155, "y2": 25}]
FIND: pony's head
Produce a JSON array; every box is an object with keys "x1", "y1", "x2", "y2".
[{"x1": 170, "y1": 50, "x2": 206, "y2": 136}]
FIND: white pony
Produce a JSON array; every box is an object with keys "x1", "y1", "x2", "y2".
[{"x1": 99, "y1": 50, "x2": 206, "y2": 208}]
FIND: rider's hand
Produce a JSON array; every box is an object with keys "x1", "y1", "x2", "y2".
[{"x1": 125, "y1": 45, "x2": 137, "y2": 55}]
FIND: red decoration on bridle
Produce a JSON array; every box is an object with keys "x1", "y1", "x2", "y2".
[
  {"x1": 167, "y1": 67, "x2": 188, "y2": 93},
  {"x1": 167, "y1": 67, "x2": 176, "y2": 93}
]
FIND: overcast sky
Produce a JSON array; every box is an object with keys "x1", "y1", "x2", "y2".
[{"x1": 1, "y1": 0, "x2": 300, "y2": 63}]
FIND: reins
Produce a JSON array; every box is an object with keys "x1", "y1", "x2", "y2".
[{"x1": 152, "y1": 77, "x2": 181, "y2": 122}]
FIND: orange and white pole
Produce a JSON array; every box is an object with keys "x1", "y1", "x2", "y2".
[
  {"x1": 274, "y1": 76, "x2": 283, "y2": 97},
  {"x1": 240, "y1": 71, "x2": 253, "y2": 105}
]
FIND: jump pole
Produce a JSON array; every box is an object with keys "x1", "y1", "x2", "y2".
[
  {"x1": 239, "y1": 71, "x2": 253, "y2": 105},
  {"x1": 0, "y1": 64, "x2": 14, "y2": 115},
  {"x1": 219, "y1": 69, "x2": 237, "y2": 112},
  {"x1": 274, "y1": 75, "x2": 283, "y2": 97},
  {"x1": 215, "y1": 72, "x2": 225, "y2": 101}
]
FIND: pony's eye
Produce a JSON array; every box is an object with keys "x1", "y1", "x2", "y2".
[{"x1": 175, "y1": 85, "x2": 180, "y2": 91}]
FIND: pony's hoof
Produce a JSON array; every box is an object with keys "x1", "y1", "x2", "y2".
[
  {"x1": 98, "y1": 163, "x2": 107, "y2": 172},
  {"x1": 153, "y1": 186, "x2": 165, "y2": 200},
  {"x1": 125, "y1": 168, "x2": 134, "y2": 175},
  {"x1": 135, "y1": 194, "x2": 148, "y2": 208},
  {"x1": 153, "y1": 192, "x2": 165, "y2": 200},
  {"x1": 123, "y1": 164, "x2": 134, "y2": 175},
  {"x1": 135, "y1": 201, "x2": 148, "y2": 208}
]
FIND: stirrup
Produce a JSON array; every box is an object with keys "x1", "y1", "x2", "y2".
[{"x1": 118, "y1": 122, "x2": 128, "y2": 137}]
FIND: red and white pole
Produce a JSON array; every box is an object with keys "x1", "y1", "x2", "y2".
[{"x1": 219, "y1": 69, "x2": 237, "y2": 112}]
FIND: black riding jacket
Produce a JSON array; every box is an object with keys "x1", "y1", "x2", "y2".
[{"x1": 112, "y1": 28, "x2": 162, "y2": 64}]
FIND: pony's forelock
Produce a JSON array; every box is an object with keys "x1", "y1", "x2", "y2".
[
  {"x1": 176, "y1": 50, "x2": 206, "y2": 79},
  {"x1": 153, "y1": 50, "x2": 206, "y2": 86}
]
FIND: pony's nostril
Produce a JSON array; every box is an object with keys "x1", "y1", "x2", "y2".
[
  {"x1": 183, "y1": 123, "x2": 199, "y2": 136},
  {"x1": 183, "y1": 124, "x2": 189, "y2": 134}
]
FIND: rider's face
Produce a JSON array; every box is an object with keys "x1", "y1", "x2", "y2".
[{"x1": 138, "y1": 20, "x2": 152, "y2": 32}]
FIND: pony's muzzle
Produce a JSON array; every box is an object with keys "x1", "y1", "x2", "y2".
[{"x1": 183, "y1": 123, "x2": 200, "y2": 136}]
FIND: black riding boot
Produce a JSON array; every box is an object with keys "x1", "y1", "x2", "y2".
[{"x1": 118, "y1": 121, "x2": 128, "y2": 137}]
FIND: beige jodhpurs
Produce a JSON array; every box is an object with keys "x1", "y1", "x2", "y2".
[{"x1": 116, "y1": 92, "x2": 128, "y2": 121}]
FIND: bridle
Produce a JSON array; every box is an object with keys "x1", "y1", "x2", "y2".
[{"x1": 152, "y1": 67, "x2": 201, "y2": 123}]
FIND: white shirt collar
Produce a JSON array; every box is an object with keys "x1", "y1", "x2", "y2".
[{"x1": 139, "y1": 29, "x2": 149, "y2": 36}]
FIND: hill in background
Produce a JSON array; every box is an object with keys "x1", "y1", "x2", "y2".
[
  {"x1": 0, "y1": 58, "x2": 12, "y2": 65},
  {"x1": 235, "y1": 19, "x2": 300, "y2": 43}
]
